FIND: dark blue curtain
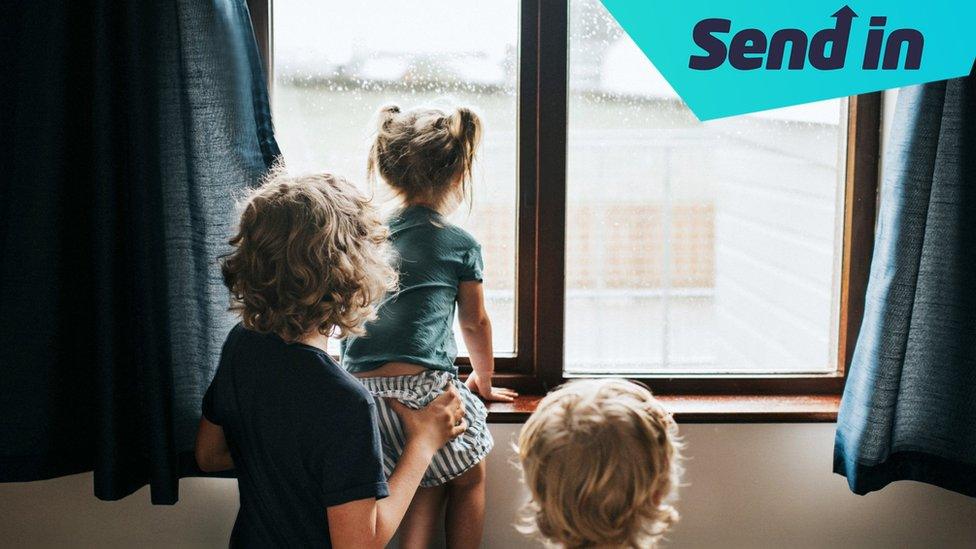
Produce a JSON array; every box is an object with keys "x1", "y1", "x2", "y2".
[
  {"x1": 834, "y1": 74, "x2": 976, "y2": 497},
  {"x1": 0, "y1": 1, "x2": 279, "y2": 503}
]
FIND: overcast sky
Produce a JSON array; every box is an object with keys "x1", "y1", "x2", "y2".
[
  {"x1": 273, "y1": 0, "x2": 517, "y2": 64},
  {"x1": 272, "y1": 0, "x2": 840, "y2": 124}
]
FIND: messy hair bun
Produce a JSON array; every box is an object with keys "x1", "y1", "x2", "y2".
[
  {"x1": 367, "y1": 104, "x2": 483, "y2": 212},
  {"x1": 379, "y1": 104, "x2": 400, "y2": 120}
]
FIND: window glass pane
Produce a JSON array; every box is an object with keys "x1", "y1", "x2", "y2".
[
  {"x1": 272, "y1": 1, "x2": 519, "y2": 354},
  {"x1": 567, "y1": 0, "x2": 846, "y2": 374}
]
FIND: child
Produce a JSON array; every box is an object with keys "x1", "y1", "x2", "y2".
[
  {"x1": 517, "y1": 379, "x2": 683, "y2": 548},
  {"x1": 195, "y1": 171, "x2": 469, "y2": 547},
  {"x1": 341, "y1": 104, "x2": 517, "y2": 548}
]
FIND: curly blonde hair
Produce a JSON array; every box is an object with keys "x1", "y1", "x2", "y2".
[
  {"x1": 517, "y1": 379, "x2": 683, "y2": 548},
  {"x1": 221, "y1": 170, "x2": 397, "y2": 342},
  {"x1": 367, "y1": 104, "x2": 482, "y2": 213}
]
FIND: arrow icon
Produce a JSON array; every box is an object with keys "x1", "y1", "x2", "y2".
[{"x1": 809, "y1": 5, "x2": 859, "y2": 70}]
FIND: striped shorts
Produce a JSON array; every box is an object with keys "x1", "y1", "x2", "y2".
[{"x1": 359, "y1": 370, "x2": 493, "y2": 487}]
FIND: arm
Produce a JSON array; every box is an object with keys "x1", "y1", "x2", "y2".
[
  {"x1": 327, "y1": 387, "x2": 467, "y2": 548},
  {"x1": 457, "y1": 280, "x2": 518, "y2": 403},
  {"x1": 326, "y1": 439, "x2": 436, "y2": 548},
  {"x1": 194, "y1": 417, "x2": 234, "y2": 472}
]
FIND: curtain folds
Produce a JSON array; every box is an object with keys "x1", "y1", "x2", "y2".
[
  {"x1": 0, "y1": 0, "x2": 279, "y2": 503},
  {"x1": 834, "y1": 73, "x2": 976, "y2": 497}
]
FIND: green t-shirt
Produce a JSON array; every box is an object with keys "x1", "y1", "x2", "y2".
[{"x1": 341, "y1": 205, "x2": 484, "y2": 375}]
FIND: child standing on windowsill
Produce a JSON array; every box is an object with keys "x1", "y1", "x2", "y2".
[{"x1": 341, "y1": 104, "x2": 517, "y2": 548}]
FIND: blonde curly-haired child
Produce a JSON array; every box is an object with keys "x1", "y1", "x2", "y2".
[
  {"x1": 196, "y1": 172, "x2": 468, "y2": 547},
  {"x1": 518, "y1": 379, "x2": 683, "y2": 548}
]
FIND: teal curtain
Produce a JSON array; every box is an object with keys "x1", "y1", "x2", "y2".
[
  {"x1": 0, "y1": 0, "x2": 279, "y2": 503},
  {"x1": 834, "y1": 73, "x2": 976, "y2": 497}
]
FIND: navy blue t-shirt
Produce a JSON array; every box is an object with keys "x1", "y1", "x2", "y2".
[{"x1": 203, "y1": 324, "x2": 388, "y2": 548}]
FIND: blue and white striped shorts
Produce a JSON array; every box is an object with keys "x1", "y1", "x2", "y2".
[{"x1": 360, "y1": 370, "x2": 494, "y2": 487}]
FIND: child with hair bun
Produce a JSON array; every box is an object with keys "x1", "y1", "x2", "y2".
[{"x1": 342, "y1": 104, "x2": 517, "y2": 548}]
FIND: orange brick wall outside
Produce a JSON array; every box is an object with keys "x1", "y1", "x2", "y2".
[{"x1": 464, "y1": 202, "x2": 715, "y2": 291}]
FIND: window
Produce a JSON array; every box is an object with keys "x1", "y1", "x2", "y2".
[
  {"x1": 252, "y1": 0, "x2": 879, "y2": 395},
  {"x1": 567, "y1": 0, "x2": 847, "y2": 375},
  {"x1": 270, "y1": 0, "x2": 520, "y2": 355}
]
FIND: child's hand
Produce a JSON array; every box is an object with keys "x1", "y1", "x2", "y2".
[
  {"x1": 465, "y1": 372, "x2": 518, "y2": 403},
  {"x1": 388, "y1": 385, "x2": 467, "y2": 452}
]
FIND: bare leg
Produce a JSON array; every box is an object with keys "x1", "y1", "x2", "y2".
[
  {"x1": 399, "y1": 485, "x2": 447, "y2": 549},
  {"x1": 445, "y1": 461, "x2": 487, "y2": 549}
]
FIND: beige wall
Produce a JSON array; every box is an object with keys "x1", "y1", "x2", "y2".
[{"x1": 2, "y1": 423, "x2": 974, "y2": 548}]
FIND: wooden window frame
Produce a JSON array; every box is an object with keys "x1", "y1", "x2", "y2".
[{"x1": 249, "y1": 0, "x2": 881, "y2": 407}]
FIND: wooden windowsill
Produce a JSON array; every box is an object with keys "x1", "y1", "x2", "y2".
[{"x1": 487, "y1": 394, "x2": 841, "y2": 424}]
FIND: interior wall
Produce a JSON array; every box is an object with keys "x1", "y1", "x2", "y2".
[{"x1": 2, "y1": 423, "x2": 974, "y2": 548}]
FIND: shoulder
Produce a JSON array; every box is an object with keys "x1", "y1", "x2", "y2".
[
  {"x1": 438, "y1": 223, "x2": 481, "y2": 254},
  {"x1": 328, "y1": 362, "x2": 375, "y2": 407},
  {"x1": 309, "y1": 370, "x2": 377, "y2": 434},
  {"x1": 216, "y1": 322, "x2": 250, "y2": 370},
  {"x1": 223, "y1": 322, "x2": 246, "y2": 345},
  {"x1": 222, "y1": 322, "x2": 265, "y2": 351},
  {"x1": 393, "y1": 207, "x2": 480, "y2": 249},
  {"x1": 301, "y1": 353, "x2": 376, "y2": 411}
]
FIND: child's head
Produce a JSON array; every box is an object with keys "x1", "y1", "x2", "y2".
[
  {"x1": 367, "y1": 104, "x2": 482, "y2": 214},
  {"x1": 517, "y1": 379, "x2": 682, "y2": 549},
  {"x1": 221, "y1": 170, "x2": 396, "y2": 342}
]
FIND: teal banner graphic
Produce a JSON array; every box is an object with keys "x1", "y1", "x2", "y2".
[{"x1": 599, "y1": 1, "x2": 976, "y2": 120}]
